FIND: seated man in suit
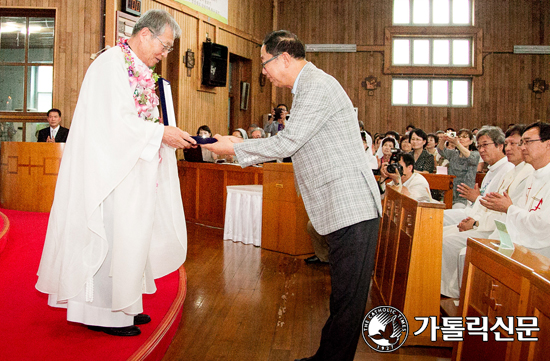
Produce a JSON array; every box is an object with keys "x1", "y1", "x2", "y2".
[{"x1": 38, "y1": 108, "x2": 69, "y2": 142}]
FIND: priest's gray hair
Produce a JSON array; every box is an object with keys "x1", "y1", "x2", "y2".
[
  {"x1": 132, "y1": 9, "x2": 182, "y2": 39},
  {"x1": 476, "y1": 125, "x2": 506, "y2": 146}
]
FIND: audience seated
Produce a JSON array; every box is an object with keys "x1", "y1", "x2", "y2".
[
  {"x1": 379, "y1": 152, "x2": 434, "y2": 203},
  {"x1": 437, "y1": 128, "x2": 480, "y2": 209},
  {"x1": 399, "y1": 136, "x2": 412, "y2": 153},
  {"x1": 409, "y1": 128, "x2": 435, "y2": 173},
  {"x1": 481, "y1": 122, "x2": 550, "y2": 259},
  {"x1": 196, "y1": 125, "x2": 217, "y2": 162},
  {"x1": 443, "y1": 126, "x2": 513, "y2": 225},
  {"x1": 376, "y1": 137, "x2": 396, "y2": 172},
  {"x1": 232, "y1": 128, "x2": 248, "y2": 139},
  {"x1": 251, "y1": 128, "x2": 266, "y2": 139},
  {"x1": 361, "y1": 131, "x2": 378, "y2": 170},
  {"x1": 247, "y1": 124, "x2": 259, "y2": 138},
  {"x1": 440, "y1": 125, "x2": 533, "y2": 298},
  {"x1": 426, "y1": 133, "x2": 448, "y2": 168}
]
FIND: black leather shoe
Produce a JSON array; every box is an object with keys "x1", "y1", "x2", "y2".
[
  {"x1": 88, "y1": 325, "x2": 141, "y2": 336},
  {"x1": 304, "y1": 255, "x2": 327, "y2": 264},
  {"x1": 134, "y1": 313, "x2": 151, "y2": 325}
]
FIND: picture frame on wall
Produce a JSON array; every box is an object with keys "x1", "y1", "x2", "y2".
[{"x1": 240, "y1": 81, "x2": 250, "y2": 110}]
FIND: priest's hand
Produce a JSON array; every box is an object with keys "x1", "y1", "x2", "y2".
[
  {"x1": 46, "y1": 136, "x2": 56, "y2": 143},
  {"x1": 457, "y1": 183, "x2": 480, "y2": 202},
  {"x1": 201, "y1": 134, "x2": 243, "y2": 156},
  {"x1": 457, "y1": 217, "x2": 475, "y2": 232},
  {"x1": 479, "y1": 191, "x2": 512, "y2": 213},
  {"x1": 163, "y1": 126, "x2": 196, "y2": 149}
]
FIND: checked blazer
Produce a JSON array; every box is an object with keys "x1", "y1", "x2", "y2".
[{"x1": 235, "y1": 62, "x2": 382, "y2": 235}]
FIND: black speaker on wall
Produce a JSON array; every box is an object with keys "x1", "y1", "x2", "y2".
[{"x1": 201, "y1": 41, "x2": 228, "y2": 87}]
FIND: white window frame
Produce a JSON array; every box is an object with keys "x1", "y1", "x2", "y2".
[{"x1": 391, "y1": 77, "x2": 473, "y2": 107}]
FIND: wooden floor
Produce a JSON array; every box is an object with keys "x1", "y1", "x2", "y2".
[{"x1": 163, "y1": 223, "x2": 452, "y2": 361}]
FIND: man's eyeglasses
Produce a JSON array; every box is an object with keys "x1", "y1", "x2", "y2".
[
  {"x1": 477, "y1": 142, "x2": 494, "y2": 149},
  {"x1": 261, "y1": 54, "x2": 280, "y2": 68},
  {"x1": 152, "y1": 32, "x2": 174, "y2": 53},
  {"x1": 519, "y1": 138, "x2": 544, "y2": 146}
]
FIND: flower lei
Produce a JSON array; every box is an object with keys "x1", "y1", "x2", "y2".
[{"x1": 117, "y1": 38, "x2": 160, "y2": 123}]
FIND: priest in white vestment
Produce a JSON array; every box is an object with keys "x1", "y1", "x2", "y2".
[
  {"x1": 443, "y1": 126, "x2": 514, "y2": 226},
  {"x1": 440, "y1": 125, "x2": 533, "y2": 297},
  {"x1": 36, "y1": 10, "x2": 196, "y2": 336},
  {"x1": 481, "y1": 122, "x2": 550, "y2": 259}
]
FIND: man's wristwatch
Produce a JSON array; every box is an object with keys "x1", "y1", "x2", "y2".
[{"x1": 472, "y1": 220, "x2": 479, "y2": 230}]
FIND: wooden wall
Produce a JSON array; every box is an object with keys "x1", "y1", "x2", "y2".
[
  {"x1": 276, "y1": 0, "x2": 550, "y2": 135},
  {"x1": 0, "y1": 0, "x2": 273, "y2": 139},
  {"x1": 3, "y1": 0, "x2": 549, "y2": 137},
  {"x1": 0, "y1": 0, "x2": 103, "y2": 127}
]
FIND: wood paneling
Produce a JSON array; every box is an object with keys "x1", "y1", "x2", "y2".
[
  {"x1": 178, "y1": 161, "x2": 263, "y2": 228},
  {"x1": 0, "y1": 0, "x2": 102, "y2": 128},
  {"x1": 0, "y1": 142, "x2": 64, "y2": 212},
  {"x1": 276, "y1": 0, "x2": 550, "y2": 135}
]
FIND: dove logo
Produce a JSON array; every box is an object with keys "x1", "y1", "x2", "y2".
[{"x1": 362, "y1": 306, "x2": 409, "y2": 352}]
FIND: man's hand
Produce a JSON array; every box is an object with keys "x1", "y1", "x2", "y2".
[
  {"x1": 202, "y1": 134, "x2": 243, "y2": 156},
  {"x1": 457, "y1": 217, "x2": 476, "y2": 232},
  {"x1": 46, "y1": 136, "x2": 55, "y2": 143},
  {"x1": 380, "y1": 163, "x2": 401, "y2": 184},
  {"x1": 457, "y1": 183, "x2": 480, "y2": 202},
  {"x1": 479, "y1": 191, "x2": 513, "y2": 213},
  {"x1": 162, "y1": 126, "x2": 196, "y2": 149}
]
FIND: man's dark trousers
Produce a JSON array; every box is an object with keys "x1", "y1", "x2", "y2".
[{"x1": 313, "y1": 217, "x2": 380, "y2": 361}]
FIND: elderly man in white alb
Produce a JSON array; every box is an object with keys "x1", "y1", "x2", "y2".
[
  {"x1": 443, "y1": 126, "x2": 514, "y2": 226},
  {"x1": 440, "y1": 125, "x2": 534, "y2": 298},
  {"x1": 36, "y1": 10, "x2": 195, "y2": 336},
  {"x1": 480, "y1": 122, "x2": 550, "y2": 259},
  {"x1": 379, "y1": 151, "x2": 434, "y2": 203}
]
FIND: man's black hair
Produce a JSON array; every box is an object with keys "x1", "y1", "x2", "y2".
[
  {"x1": 263, "y1": 30, "x2": 306, "y2": 59},
  {"x1": 524, "y1": 122, "x2": 550, "y2": 141},
  {"x1": 47, "y1": 108, "x2": 61, "y2": 117},
  {"x1": 505, "y1": 124, "x2": 526, "y2": 138},
  {"x1": 399, "y1": 152, "x2": 415, "y2": 168}
]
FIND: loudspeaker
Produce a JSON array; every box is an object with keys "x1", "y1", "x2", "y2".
[{"x1": 201, "y1": 42, "x2": 228, "y2": 87}]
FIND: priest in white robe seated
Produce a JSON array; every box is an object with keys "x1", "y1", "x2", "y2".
[
  {"x1": 36, "y1": 10, "x2": 196, "y2": 336},
  {"x1": 443, "y1": 126, "x2": 514, "y2": 226},
  {"x1": 481, "y1": 121, "x2": 550, "y2": 259},
  {"x1": 380, "y1": 152, "x2": 434, "y2": 203},
  {"x1": 440, "y1": 125, "x2": 533, "y2": 298}
]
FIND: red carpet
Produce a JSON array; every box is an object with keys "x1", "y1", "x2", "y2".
[{"x1": 0, "y1": 209, "x2": 186, "y2": 361}]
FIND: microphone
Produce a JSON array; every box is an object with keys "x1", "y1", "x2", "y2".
[{"x1": 90, "y1": 45, "x2": 111, "y2": 60}]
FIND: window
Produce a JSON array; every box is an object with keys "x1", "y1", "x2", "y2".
[
  {"x1": 385, "y1": 26, "x2": 482, "y2": 75},
  {"x1": 393, "y1": 0, "x2": 472, "y2": 26},
  {"x1": 392, "y1": 78, "x2": 471, "y2": 107},
  {"x1": 393, "y1": 38, "x2": 471, "y2": 67},
  {"x1": 0, "y1": 11, "x2": 55, "y2": 112},
  {"x1": 0, "y1": 9, "x2": 55, "y2": 141}
]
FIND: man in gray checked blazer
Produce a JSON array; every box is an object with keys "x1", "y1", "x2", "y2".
[{"x1": 204, "y1": 30, "x2": 382, "y2": 361}]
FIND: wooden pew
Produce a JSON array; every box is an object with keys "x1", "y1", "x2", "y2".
[
  {"x1": 371, "y1": 185, "x2": 446, "y2": 346},
  {"x1": 376, "y1": 173, "x2": 455, "y2": 209},
  {"x1": 454, "y1": 238, "x2": 550, "y2": 360},
  {"x1": 422, "y1": 173, "x2": 455, "y2": 209}
]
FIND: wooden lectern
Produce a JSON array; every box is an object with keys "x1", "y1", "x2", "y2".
[
  {"x1": 0, "y1": 142, "x2": 64, "y2": 212},
  {"x1": 261, "y1": 163, "x2": 313, "y2": 255}
]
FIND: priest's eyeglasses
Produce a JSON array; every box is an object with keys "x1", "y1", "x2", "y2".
[
  {"x1": 152, "y1": 33, "x2": 174, "y2": 53},
  {"x1": 518, "y1": 138, "x2": 543, "y2": 146}
]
